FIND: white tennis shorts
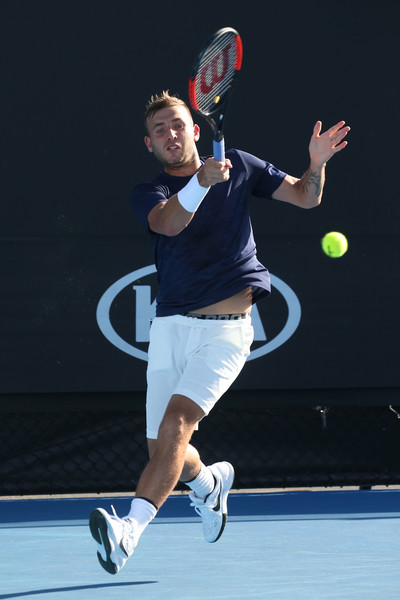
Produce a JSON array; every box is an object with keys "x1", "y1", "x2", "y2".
[{"x1": 146, "y1": 314, "x2": 254, "y2": 439}]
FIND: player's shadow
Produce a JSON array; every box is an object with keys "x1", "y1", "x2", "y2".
[{"x1": 0, "y1": 581, "x2": 157, "y2": 599}]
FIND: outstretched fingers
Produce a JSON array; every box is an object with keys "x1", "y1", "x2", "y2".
[
  {"x1": 327, "y1": 121, "x2": 350, "y2": 152},
  {"x1": 310, "y1": 120, "x2": 350, "y2": 165}
]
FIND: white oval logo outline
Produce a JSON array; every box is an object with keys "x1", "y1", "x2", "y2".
[{"x1": 96, "y1": 265, "x2": 301, "y2": 361}]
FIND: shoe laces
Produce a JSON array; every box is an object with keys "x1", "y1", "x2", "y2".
[
  {"x1": 110, "y1": 505, "x2": 121, "y2": 520},
  {"x1": 189, "y1": 495, "x2": 207, "y2": 517},
  {"x1": 189, "y1": 478, "x2": 220, "y2": 516},
  {"x1": 110, "y1": 505, "x2": 136, "y2": 556}
]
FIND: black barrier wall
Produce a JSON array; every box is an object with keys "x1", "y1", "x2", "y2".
[
  {"x1": 1, "y1": 1, "x2": 400, "y2": 492},
  {"x1": 2, "y1": 392, "x2": 400, "y2": 496}
]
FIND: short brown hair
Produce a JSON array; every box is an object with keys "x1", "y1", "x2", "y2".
[{"x1": 144, "y1": 90, "x2": 192, "y2": 131}]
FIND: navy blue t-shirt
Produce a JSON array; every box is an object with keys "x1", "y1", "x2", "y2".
[{"x1": 131, "y1": 148, "x2": 286, "y2": 317}]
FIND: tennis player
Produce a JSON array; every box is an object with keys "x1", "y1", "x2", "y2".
[{"x1": 90, "y1": 91, "x2": 349, "y2": 574}]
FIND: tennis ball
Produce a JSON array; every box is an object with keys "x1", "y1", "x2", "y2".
[
  {"x1": 214, "y1": 95, "x2": 220, "y2": 104},
  {"x1": 321, "y1": 231, "x2": 348, "y2": 258}
]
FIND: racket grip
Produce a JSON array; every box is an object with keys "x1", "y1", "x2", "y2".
[{"x1": 213, "y1": 138, "x2": 225, "y2": 162}]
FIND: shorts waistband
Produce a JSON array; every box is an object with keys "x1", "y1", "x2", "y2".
[{"x1": 182, "y1": 312, "x2": 249, "y2": 320}]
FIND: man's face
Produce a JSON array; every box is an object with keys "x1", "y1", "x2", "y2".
[{"x1": 144, "y1": 105, "x2": 200, "y2": 173}]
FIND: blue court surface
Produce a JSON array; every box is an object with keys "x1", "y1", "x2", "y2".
[{"x1": 1, "y1": 489, "x2": 399, "y2": 599}]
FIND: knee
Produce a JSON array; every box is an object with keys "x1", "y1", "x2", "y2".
[
  {"x1": 158, "y1": 395, "x2": 205, "y2": 443},
  {"x1": 158, "y1": 409, "x2": 192, "y2": 442}
]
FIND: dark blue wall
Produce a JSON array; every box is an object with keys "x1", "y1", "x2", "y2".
[{"x1": 1, "y1": 1, "x2": 399, "y2": 399}]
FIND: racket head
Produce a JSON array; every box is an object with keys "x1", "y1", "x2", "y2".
[{"x1": 188, "y1": 27, "x2": 243, "y2": 119}]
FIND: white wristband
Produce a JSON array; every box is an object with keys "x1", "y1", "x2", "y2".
[{"x1": 177, "y1": 173, "x2": 210, "y2": 213}]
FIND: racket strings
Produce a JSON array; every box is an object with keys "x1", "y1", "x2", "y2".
[{"x1": 194, "y1": 35, "x2": 238, "y2": 114}]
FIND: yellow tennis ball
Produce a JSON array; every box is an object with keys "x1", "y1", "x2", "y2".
[
  {"x1": 321, "y1": 231, "x2": 348, "y2": 258},
  {"x1": 214, "y1": 95, "x2": 220, "y2": 104}
]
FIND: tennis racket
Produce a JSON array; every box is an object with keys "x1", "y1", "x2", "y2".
[{"x1": 188, "y1": 27, "x2": 243, "y2": 162}]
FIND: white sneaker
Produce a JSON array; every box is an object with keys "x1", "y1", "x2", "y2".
[
  {"x1": 89, "y1": 506, "x2": 136, "y2": 574},
  {"x1": 189, "y1": 461, "x2": 235, "y2": 543}
]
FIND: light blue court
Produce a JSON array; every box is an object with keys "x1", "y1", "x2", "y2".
[{"x1": 1, "y1": 490, "x2": 399, "y2": 599}]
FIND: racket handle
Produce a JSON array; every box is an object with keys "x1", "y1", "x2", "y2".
[{"x1": 213, "y1": 138, "x2": 225, "y2": 162}]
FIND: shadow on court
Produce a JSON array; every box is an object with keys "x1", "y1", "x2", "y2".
[{"x1": 0, "y1": 581, "x2": 157, "y2": 599}]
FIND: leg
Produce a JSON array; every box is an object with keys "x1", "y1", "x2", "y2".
[
  {"x1": 147, "y1": 400, "x2": 235, "y2": 544},
  {"x1": 147, "y1": 436, "x2": 202, "y2": 483},
  {"x1": 89, "y1": 393, "x2": 205, "y2": 575},
  {"x1": 135, "y1": 393, "x2": 205, "y2": 508},
  {"x1": 90, "y1": 316, "x2": 252, "y2": 573}
]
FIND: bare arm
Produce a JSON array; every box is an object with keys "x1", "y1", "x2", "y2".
[
  {"x1": 148, "y1": 158, "x2": 232, "y2": 236},
  {"x1": 272, "y1": 120, "x2": 350, "y2": 209}
]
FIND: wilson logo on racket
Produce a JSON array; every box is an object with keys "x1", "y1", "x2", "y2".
[
  {"x1": 199, "y1": 43, "x2": 232, "y2": 95},
  {"x1": 96, "y1": 265, "x2": 302, "y2": 363}
]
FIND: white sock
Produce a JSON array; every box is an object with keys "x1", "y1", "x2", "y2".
[
  {"x1": 124, "y1": 497, "x2": 158, "y2": 544},
  {"x1": 185, "y1": 463, "x2": 215, "y2": 499}
]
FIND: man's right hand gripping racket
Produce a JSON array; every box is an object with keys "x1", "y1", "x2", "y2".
[{"x1": 188, "y1": 27, "x2": 243, "y2": 162}]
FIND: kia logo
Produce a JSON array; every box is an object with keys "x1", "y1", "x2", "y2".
[{"x1": 96, "y1": 265, "x2": 301, "y2": 361}]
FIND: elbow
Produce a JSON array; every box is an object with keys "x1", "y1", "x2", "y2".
[
  {"x1": 153, "y1": 217, "x2": 186, "y2": 237},
  {"x1": 162, "y1": 222, "x2": 184, "y2": 237},
  {"x1": 148, "y1": 202, "x2": 194, "y2": 236},
  {"x1": 148, "y1": 214, "x2": 184, "y2": 236},
  {"x1": 298, "y1": 192, "x2": 322, "y2": 209},
  {"x1": 304, "y1": 197, "x2": 322, "y2": 209},
  {"x1": 161, "y1": 212, "x2": 194, "y2": 236},
  {"x1": 313, "y1": 195, "x2": 322, "y2": 208}
]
